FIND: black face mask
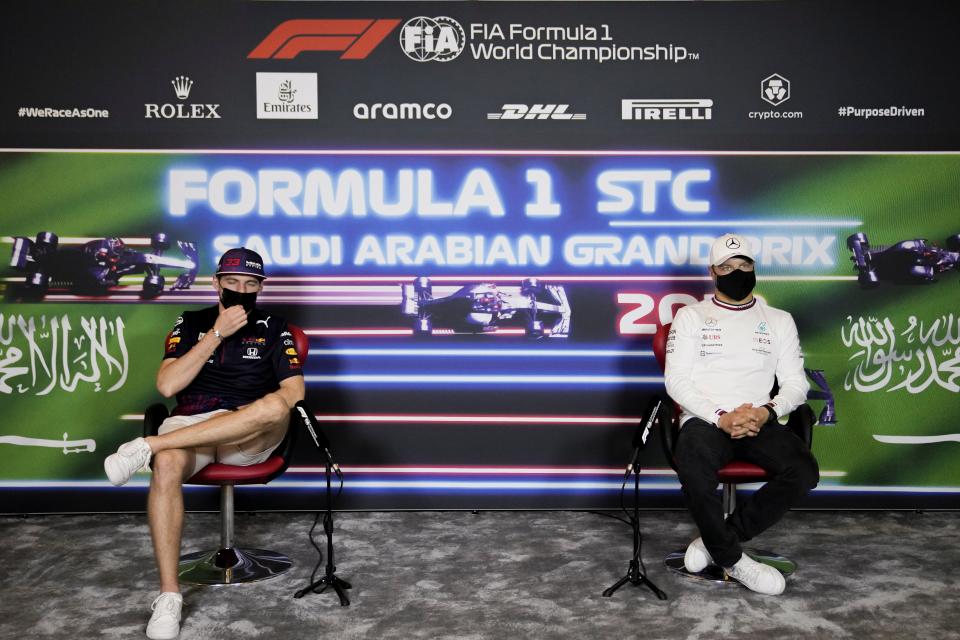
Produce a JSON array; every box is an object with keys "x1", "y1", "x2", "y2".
[
  {"x1": 715, "y1": 268, "x2": 756, "y2": 301},
  {"x1": 220, "y1": 287, "x2": 258, "y2": 312}
]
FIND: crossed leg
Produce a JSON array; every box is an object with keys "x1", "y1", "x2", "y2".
[
  {"x1": 147, "y1": 394, "x2": 290, "y2": 457},
  {"x1": 146, "y1": 395, "x2": 291, "y2": 592}
]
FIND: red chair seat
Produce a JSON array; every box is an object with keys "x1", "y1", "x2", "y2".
[
  {"x1": 186, "y1": 455, "x2": 286, "y2": 485},
  {"x1": 717, "y1": 461, "x2": 769, "y2": 483}
]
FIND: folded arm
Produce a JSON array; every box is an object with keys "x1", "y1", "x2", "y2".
[{"x1": 157, "y1": 306, "x2": 248, "y2": 398}]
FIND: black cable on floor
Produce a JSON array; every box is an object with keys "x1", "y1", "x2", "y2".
[{"x1": 588, "y1": 510, "x2": 632, "y2": 527}]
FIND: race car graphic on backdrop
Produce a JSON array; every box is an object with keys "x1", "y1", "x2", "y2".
[
  {"x1": 8, "y1": 232, "x2": 199, "y2": 299},
  {"x1": 804, "y1": 368, "x2": 836, "y2": 425},
  {"x1": 847, "y1": 232, "x2": 960, "y2": 288},
  {"x1": 400, "y1": 276, "x2": 571, "y2": 337}
]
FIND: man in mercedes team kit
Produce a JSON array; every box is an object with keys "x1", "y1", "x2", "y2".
[
  {"x1": 104, "y1": 248, "x2": 304, "y2": 639},
  {"x1": 664, "y1": 233, "x2": 819, "y2": 595}
]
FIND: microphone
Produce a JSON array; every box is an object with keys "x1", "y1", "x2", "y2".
[
  {"x1": 625, "y1": 396, "x2": 662, "y2": 474},
  {"x1": 294, "y1": 401, "x2": 340, "y2": 473}
]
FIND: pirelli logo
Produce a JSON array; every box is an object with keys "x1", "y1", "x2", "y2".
[
  {"x1": 248, "y1": 19, "x2": 401, "y2": 60},
  {"x1": 621, "y1": 99, "x2": 713, "y2": 121}
]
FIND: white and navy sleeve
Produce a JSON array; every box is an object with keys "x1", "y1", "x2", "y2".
[{"x1": 664, "y1": 307, "x2": 726, "y2": 425}]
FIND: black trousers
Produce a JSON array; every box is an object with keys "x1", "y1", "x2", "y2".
[{"x1": 674, "y1": 418, "x2": 820, "y2": 568}]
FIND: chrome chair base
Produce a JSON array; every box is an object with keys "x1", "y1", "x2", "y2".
[
  {"x1": 664, "y1": 548, "x2": 796, "y2": 585},
  {"x1": 179, "y1": 547, "x2": 292, "y2": 585}
]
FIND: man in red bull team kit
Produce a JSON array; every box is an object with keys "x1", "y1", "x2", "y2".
[{"x1": 104, "y1": 247, "x2": 304, "y2": 639}]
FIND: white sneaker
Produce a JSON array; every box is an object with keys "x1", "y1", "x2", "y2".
[
  {"x1": 146, "y1": 592, "x2": 182, "y2": 640},
  {"x1": 725, "y1": 553, "x2": 786, "y2": 595},
  {"x1": 104, "y1": 437, "x2": 152, "y2": 486},
  {"x1": 683, "y1": 536, "x2": 714, "y2": 573}
]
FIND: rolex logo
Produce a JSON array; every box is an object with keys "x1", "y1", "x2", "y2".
[
  {"x1": 171, "y1": 76, "x2": 193, "y2": 100},
  {"x1": 146, "y1": 75, "x2": 221, "y2": 119},
  {"x1": 278, "y1": 80, "x2": 296, "y2": 104}
]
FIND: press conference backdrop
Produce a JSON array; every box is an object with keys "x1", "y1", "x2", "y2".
[{"x1": 1, "y1": 1, "x2": 958, "y2": 512}]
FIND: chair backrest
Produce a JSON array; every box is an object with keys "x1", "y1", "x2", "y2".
[
  {"x1": 288, "y1": 324, "x2": 309, "y2": 366},
  {"x1": 651, "y1": 323, "x2": 680, "y2": 470},
  {"x1": 652, "y1": 323, "x2": 670, "y2": 372},
  {"x1": 264, "y1": 323, "x2": 307, "y2": 477}
]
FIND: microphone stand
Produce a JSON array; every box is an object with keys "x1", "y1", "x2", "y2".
[
  {"x1": 293, "y1": 457, "x2": 352, "y2": 605},
  {"x1": 602, "y1": 462, "x2": 667, "y2": 600},
  {"x1": 603, "y1": 397, "x2": 667, "y2": 600},
  {"x1": 292, "y1": 401, "x2": 352, "y2": 605}
]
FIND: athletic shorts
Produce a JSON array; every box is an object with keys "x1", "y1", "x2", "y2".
[{"x1": 158, "y1": 409, "x2": 283, "y2": 477}]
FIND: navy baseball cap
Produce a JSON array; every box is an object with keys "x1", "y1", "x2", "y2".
[{"x1": 216, "y1": 247, "x2": 266, "y2": 280}]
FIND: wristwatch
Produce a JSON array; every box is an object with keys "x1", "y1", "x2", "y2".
[
  {"x1": 763, "y1": 403, "x2": 777, "y2": 424},
  {"x1": 212, "y1": 328, "x2": 224, "y2": 342}
]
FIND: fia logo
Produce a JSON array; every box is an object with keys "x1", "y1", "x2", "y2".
[{"x1": 400, "y1": 17, "x2": 465, "y2": 62}]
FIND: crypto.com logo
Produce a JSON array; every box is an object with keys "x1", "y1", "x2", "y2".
[
  {"x1": 761, "y1": 73, "x2": 790, "y2": 106},
  {"x1": 248, "y1": 19, "x2": 401, "y2": 60}
]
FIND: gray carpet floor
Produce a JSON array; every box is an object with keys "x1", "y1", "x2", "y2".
[{"x1": 0, "y1": 510, "x2": 957, "y2": 639}]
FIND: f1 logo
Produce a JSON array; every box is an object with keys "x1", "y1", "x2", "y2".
[{"x1": 248, "y1": 19, "x2": 401, "y2": 60}]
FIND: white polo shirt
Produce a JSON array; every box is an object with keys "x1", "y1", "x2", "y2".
[{"x1": 664, "y1": 296, "x2": 809, "y2": 427}]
